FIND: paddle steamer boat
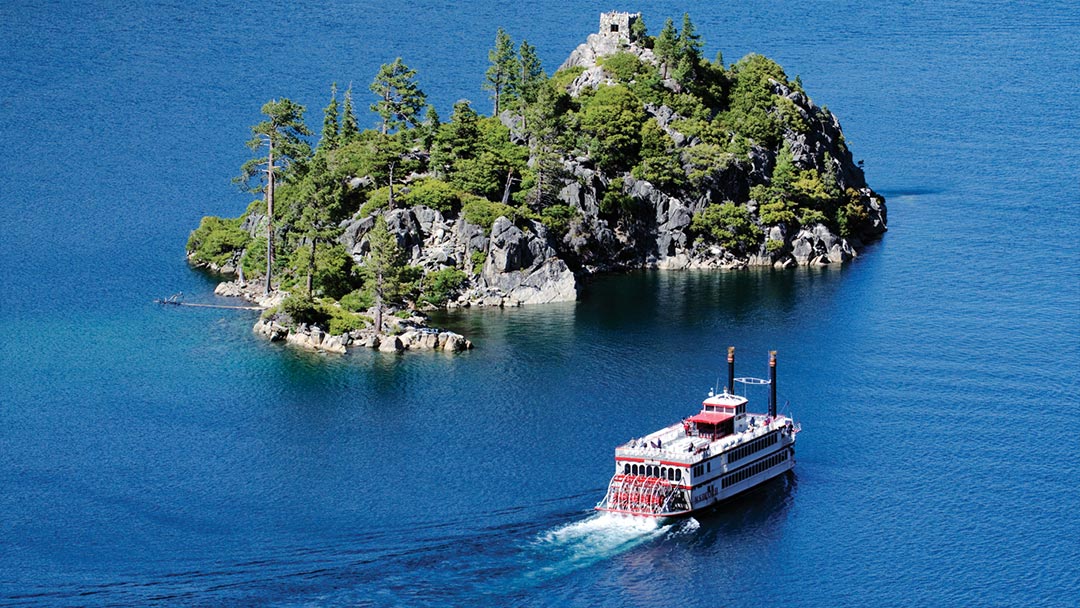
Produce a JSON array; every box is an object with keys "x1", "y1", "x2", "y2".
[{"x1": 596, "y1": 349, "x2": 799, "y2": 517}]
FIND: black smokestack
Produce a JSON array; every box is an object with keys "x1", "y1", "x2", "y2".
[
  {"x1": 727, "y1": 346, "x2": 735, "y2": 394},
  {"x1": 769, "y1": 351, "x2": 777, "y2": 418}
]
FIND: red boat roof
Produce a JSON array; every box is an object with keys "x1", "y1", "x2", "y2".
[{"x1": 687, "y1": 411, "x2": 734, "y2": 425}]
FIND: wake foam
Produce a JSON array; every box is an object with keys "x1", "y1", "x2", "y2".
[{"x1": 521, "y1": 513, "x2": 674, "y2": 583}]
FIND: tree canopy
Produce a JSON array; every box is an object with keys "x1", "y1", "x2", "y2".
[{"x1": 370, "y1": 58, "x2": 427, "y2": 134}]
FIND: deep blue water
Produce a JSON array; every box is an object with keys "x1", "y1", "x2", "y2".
[{"x1": 2, "y1": 1, "x2": 1079, "y2": 605}]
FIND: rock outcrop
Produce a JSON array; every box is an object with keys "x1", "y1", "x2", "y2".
[
  {"x1": 477, "y1": 218, "x2": 577, "y2": 305},
  {"x1": 340, "y1": 208, "x2": 577, "y2": 307}
]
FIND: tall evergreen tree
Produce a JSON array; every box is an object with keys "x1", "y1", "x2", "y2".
[
  {"x1": 370, "y1": 58, "x2": 427, "y2": 135},
  {"x1": 341, "y1": 85, "x2": 359, "y2": 143},
  {"x1": 235, "y1": 99, "x2": 312, "y2": 294},
  {"x1": 654, "y1": 18, "x2": 678, "y2": 78},
  {"x1": 678, "y1": 13, "x2": 703, "y2": 64},
  {"x1": 365, "y1": 215, "x2": 406, "y2": 334},
  {"x1": 418, "y1": 105, "x2": 441, "y2": 151},
  {"x1": 630, "y1": 16, "x2": 648, "y2": 43},
  {"x1": 517, "y1": 40, "x2": 545, "y2": 105},
  {"x1": 484, "y1": 28, "x2": 518, "y2": 116},
  {"x1": 430, "y1": 100, "x2": 481, "y2": 176},
  {"x1": 772, "y1": 143, "x2": 796, "y2": 191},
  {"x1": 289, "y1": 155, "x2": 346, "y2": 298},
  {"x1": 524, "y1": 83, "x2": 567, "y2": 207},
  {"x1": 318, "y1": 83, "x2": 340, "y2": 152},
  {"x1": 671, "y1": 13, "x2": 704, "y2": 84}
]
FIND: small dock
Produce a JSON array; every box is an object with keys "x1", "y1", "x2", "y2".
[{"x1": 154, "y1": 293, "x2": 262, "y2": 311}]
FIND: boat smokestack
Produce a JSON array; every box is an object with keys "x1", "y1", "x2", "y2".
[
  {"x1": 727, "y1": 346, "x2": 735, "y2": 394},
  {"x1": 769, "y1": 351, "x2": 777, "y2": 418}
]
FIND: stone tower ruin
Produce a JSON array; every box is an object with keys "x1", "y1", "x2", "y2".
[{"x1": 599, "y1": 11, "x2": 641, "y2": 42}]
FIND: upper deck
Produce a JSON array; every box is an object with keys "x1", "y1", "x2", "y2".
[{"x1": 615, "y1": 412, "x2": 790, "y2": 465}]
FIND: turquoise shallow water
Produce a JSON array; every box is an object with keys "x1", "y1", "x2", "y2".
[{"x1": 2, "y1": 1, "x2": 1079, "y2": 606}]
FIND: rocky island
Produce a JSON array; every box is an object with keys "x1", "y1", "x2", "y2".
[{"x1": 186, "y1": 11, "x2": 886, "y2": 354}]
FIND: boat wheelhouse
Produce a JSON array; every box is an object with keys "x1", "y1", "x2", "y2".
[{"x1": 596, "y1": 348, "x2": 799, "y2": 518}]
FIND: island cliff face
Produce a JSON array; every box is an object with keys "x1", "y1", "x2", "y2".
[{"x1": 187, "y1": 11, "x2": 886, "y2": 349}]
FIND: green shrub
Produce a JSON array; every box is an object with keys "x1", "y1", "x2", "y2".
[
  {"x1": 326, "y1": 309, "x2": 369, "y2": 335},
  {"x1": 419, "y1": 267, "x2": 469, "y2": 306},
  {"x1": 241, "y1": 236, "x2": 267, "y2": 278},
  {"x1": 633, "y1": 119, "x2": 687, "y2": 192},
  {"x1": 186, "y1": 216, "x2": 250, "y2": 267},
  {"x1": 776, "y1": 96, "x2": 809, "y2": 133},
  {"x1": 461, "y1": 194, "x2": 518, "y2": 230},
  {"x1": 578, "y1": 85, "x2": 646, "y2": 172},
  {"x1": 798, "y1": 209, "x2": 827, "y2": 225},
  {"x1": 685, "y1": 144, "x2": 736, "y2": 186},
  {"x1": 837, "y1": 194, "x2": 869, "y2": 238},
  {"x1": 691, "y1": 201, "x2": 763, "y2": 252},
  {"x1": 721, "y1": 54, "x2": 789, "y2": 147},
  {"x1": 280, "y1": 295, "x2": 328, "y2": 327},
  {"x1": 287, "y1": 243, "x2": 356, "y2": 300},
  {"x1": 401, "y1": 179, "x2": 460, "y2": 213},
  {"x1": 550, "y1": 66, "x2": 585, "y2": 91},
  {"x1": 539, "y1": 204, "x2": 578, "y2": 237},
  {"x1": 470, "y1": 250, "x2": 487, "y2": 269},
  {"x1": 339, "y1": 289, "x2": 373, "y2": 312},
  {"x1": 766, "y1": 239, "x2": 786, "y2": 253},
  {"x1": 599, "y1": 177, "x2": 638, "y2": 216},
  {"x1": 598, "y1": 52, "x2": 646, "y2": 83},
  {"x1": 359, "y1": 186, "x2": 392, "y2": 216}
]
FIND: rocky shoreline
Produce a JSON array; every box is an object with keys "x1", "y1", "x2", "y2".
[{"x1": 214, "y1": 280, "x2": 472, "y2": 355}]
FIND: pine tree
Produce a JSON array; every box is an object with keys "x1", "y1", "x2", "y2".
[
  {"x1": 484, "y1": 28, "x2": 519, "y2": 116},
  {"x1": 289, "y1": 154, "x2": 346, "y2": 298},
  {"x1": 654, "y1": 18, "x2": 678, "y2": 78},
  {"x1": 524, "y1": 83, "x2": 567, "y2": 207},
  {"x1": 369, "y1": 58, "x2": 427, "y2": 135},
  {"x1": 517, "y1": 40, "x2": 545, "y2": 105},
  {"x1": 341, "y1": 85, "x2": 359, "y2": 143},
  {"x1": 821, "y1": 152, "x2": 841, "y2": 199},
  {"x1": 676, "y1": 13, "x2": 703, "y2": 83},
  {"x1": 772, "y1": 144, "x2": 796, "y2": 192},
  {"x1": 430, "y1": 100, "x2": 481, "y2": 176},
  {"x1": 318, "y1": 83, "x2": 340, "y2": 152},
  {"x1": 418, "y1": 105, "x2": 441, "y2": 151},
  {"x1": 234, "y1": 99, "x2": 313, "y2": 294},
  {"x1": 678, "y1": 13, "x2": 703, "y2": 63},
  {"x1": 630, "y1": 16, "x2": 648, "y2": 43},
  {"x1": 365, "y1": 215, "x2": 406, "y2": 334}
]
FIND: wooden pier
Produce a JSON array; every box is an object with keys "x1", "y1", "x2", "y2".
[{"x1": 154, "y1": 294, "x2": 261, "y2": 311}]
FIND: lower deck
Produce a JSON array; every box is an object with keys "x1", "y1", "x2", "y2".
[{"x1": 598, "y1": 440, "x2": 796, "y2": 517}]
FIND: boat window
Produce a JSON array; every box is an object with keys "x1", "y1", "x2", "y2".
[
  {"x1": 676, "y1": 469, "x2": 682, "y2": 481},
  {"x1": 624, "y1": 463, "x2": 630, "y2": 474},
  {"x1": 633, "y1": 464, "x2": 640, "y2": 476}
]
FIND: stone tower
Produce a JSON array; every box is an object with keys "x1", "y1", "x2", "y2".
[{"x1": 599, "y1": 11, "x2": 641, "y2": 42}]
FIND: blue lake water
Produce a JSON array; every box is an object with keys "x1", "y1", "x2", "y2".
[{"x1": 2, "y1": 1, "x2": 1079, "y2": 605}]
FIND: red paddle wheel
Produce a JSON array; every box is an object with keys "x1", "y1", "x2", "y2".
[{"x1": 597, "y1": 474, "x2": 683, "y2": 516}]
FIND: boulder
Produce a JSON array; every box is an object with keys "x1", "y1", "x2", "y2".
[
  {"x1": 253, "y1": 318, "x2": 287, "y2": 342},
  {"x1": 439, "y1": 332, "x2": 471, "y2": 352},
  {"x1": 378, "y1": 335, "x2": 404, "y2": 353}
]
